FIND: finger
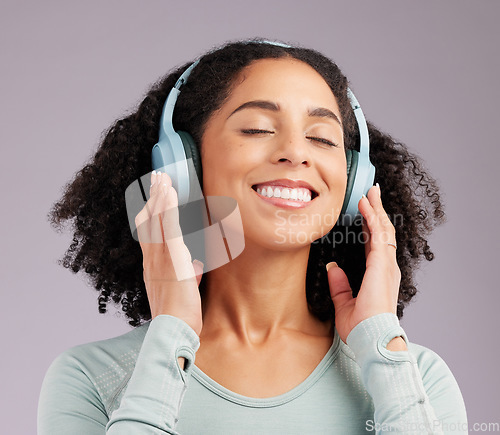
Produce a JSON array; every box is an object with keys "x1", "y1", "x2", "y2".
[
  {"x1": 366, "y1": 184, "x2": 382, "y2": 211},
  {"x1": 359, "y1": 190, "x2": 396, "y2": 252},
  {"x1": 146, "y1": 172, "x2": 170, "y2": 214},
  {"x1": 361, "y1": 216, "x2": 371, "y2": 260},
  {"x1": 160, "y1": 171, "x2": 173, "y2": 192},
  {"x1": 135, "y1": 174, "x2": 167, "y2": 245},
  {"x1": 149, "y1": 176, "x2": 167, "y2": 245},
  {"x1": 160, "y1": 184, "x2": 194, "y2": 281},
  {"x1": 161, "y1": 184, "x2": 182, "y2": 242},
  {"x1": 367, "y1": 183, "x2": 395, "y2": 236},
  {"x1": 149, "y1": 170, "x2": 160, "y2": 199},
  {"x1": 358, "y1": 194, "x2": 378, "y2": 239},
  {"x1": 135, "y1": 206, "x2": 152, "y2": 245},
  {"x1": 147, "y1": 170, "x2": 171, "y2": 210},
  {"x1": 193, "y1": 260, "x2": 204, "y2": 287},
  {"x1": 136, "y1": 187, "x2": 164, "y2": 245},
  {"x1": 148, "y1": 172, "x2": 177, "y2": 245},
  {"x1": 326, "y1": 262, "x2": 353, "y2": 310},
  {"x1": 135, "y1": 171, "x2": 161, "y2": 245}
]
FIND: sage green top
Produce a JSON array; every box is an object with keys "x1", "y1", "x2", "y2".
[{"x1": 38, "y1": 313, "x2": 467, "y2": 434}]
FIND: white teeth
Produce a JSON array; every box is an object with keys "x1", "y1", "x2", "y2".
[{"x1": 255, "y1": 185, "x2": 313, "y2": 202}]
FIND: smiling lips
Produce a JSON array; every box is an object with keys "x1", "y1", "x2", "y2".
[
  {"x1": 252, "y1": 179, "x2": 318, "y2": 205},
  {"x1": 256, "y1": 185, "x2": 312, "y2": 202}
]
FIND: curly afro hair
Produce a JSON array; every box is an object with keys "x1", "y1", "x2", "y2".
[{"x1": 48, "y1": 39, "x2": 446, "y2": 327}]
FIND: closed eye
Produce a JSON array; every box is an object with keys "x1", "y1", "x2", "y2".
[
  {"x1": 241, "y1": 130, "x2": 338, "y2": 147},
  {"x1": 306, "y1": 136, "x2": 339, "y2": 148},
  {"x1": 241, "y1": 129, "x2": 275, "y2": 135}
]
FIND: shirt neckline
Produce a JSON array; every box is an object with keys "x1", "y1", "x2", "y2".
[{"x1": 190, "y1": 330, "x2": 341, "y2": 408}]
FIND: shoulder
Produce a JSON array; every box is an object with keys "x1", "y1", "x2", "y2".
[
  {"x1": 407, "y1": 341, "x2": 467, "y2": 423},
  {"x1": 41, "y1": 322, "x2": 151, "y2": 414},
  {"x1": 51, "y1": 322, "x2": 149, "y2": 375},
  {"x1": 408, "y1": 341, "x2": 459, "y2": 386}
]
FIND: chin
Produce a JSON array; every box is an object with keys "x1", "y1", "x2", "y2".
[{"x1": 244, "y1": 225, "x2": 326, "y2": 252}]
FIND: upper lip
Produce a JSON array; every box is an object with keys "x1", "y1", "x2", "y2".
[{"x1": 252, "y1": 179, "x2": 318, "y2": 197}]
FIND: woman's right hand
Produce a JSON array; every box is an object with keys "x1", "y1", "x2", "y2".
[{"x1": 134, "y1": 171, "x2": 204, "y2": 336}]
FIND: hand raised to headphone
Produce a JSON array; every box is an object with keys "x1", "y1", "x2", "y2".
[
  {"x1": 135, "y1": 171, "x2": 204, "y2": 337},
  {"x1": 327, "y1": 184, "x2": 404, "y2": 347}
]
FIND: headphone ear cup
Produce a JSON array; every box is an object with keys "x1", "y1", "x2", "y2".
[
  {"x1": 340, "y1": 149, "x2": 358, "y2": 221},
  {"x1": 177, "y1": 131, "x2": 203, "y2": 199},
  {"x1": 345, "y1": 148, "x2": 353, "y2": 179}
]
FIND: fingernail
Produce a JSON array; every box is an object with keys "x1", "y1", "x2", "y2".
[
  {"x1": 156, "y1": 171, "x2": 163, "y2": 185},
  {"x1": 326, "y1": 261, "x2": 338, "y2": 272},
  {"x1": 376, "y1": 182, "x2": 381, "y2": 196},
  {"x1": 361, "y1": 194, "x2": 366, "y2": 199}
]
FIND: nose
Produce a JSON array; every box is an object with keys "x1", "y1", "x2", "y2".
[{"x1": 270, "y1": 130, "x2": 311, "y2": 167}]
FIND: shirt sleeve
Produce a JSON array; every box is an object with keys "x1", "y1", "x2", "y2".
[
  {"x1": 38, "y1": 315, "x2": 200, "y2": 435},
  {"x1": 346, "y1": 313, "x2": 468, "y2": 435}
]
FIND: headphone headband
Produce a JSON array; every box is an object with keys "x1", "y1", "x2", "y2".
[
  {"x1": 166, "y1": 41, "x2": 371, "y2": 169},
  {"x1": 153, "y1": 39, "x2": 375, "y2": 223}
]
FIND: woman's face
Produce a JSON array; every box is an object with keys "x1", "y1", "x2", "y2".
[{"x1": 200, "y1": 57, "x2": 347, "y2": 250}]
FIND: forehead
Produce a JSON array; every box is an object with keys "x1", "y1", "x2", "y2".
[{"x1": 225, "y1": 57, "x2": 339, "y2": 110}]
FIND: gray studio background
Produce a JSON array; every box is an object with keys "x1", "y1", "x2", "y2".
[{"x1": 1, "y1": 1, "x2": 499, "y2": 433}]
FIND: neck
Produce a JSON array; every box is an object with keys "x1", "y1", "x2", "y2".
[{"x1": 200, "y1": 242, "x2": 331, "y2": 346}]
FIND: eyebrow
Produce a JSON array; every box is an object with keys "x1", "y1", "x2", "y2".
[
  {"x1": 228, "y1": 100, "x2": 342, "y2": 127},
  {"x1": 308, "y1": 107, "x2": 342, "y2": 127},
  {"x1": 228, "y1": 100, "x2": 279, "y2": 117}
]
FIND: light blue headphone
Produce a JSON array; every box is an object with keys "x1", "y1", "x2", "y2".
[{"x1": 152, "y1": 40, "x2": 375, "y2": 226}]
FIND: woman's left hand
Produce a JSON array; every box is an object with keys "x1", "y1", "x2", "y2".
[{"x1": 327, "y1": 184, "x2": 402, "y2": 344}]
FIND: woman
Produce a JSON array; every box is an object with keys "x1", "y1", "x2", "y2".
[{"x1": 38, "y1": 39, "x2": 467, "y2": 434}]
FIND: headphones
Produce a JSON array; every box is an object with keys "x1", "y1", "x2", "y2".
[{"x1": 151, "y1": 41, "x2": 375, "y2": 226}]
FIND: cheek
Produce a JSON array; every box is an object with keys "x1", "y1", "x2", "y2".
[
  {"x1": 321, "y1": 159, "x2": 348, "y2": 215},
  {"x1": 324, "y1": 154, "x2": 348, "y2": 189},
  {"x1": 201, "y1": 148, "x2": 245, "y2": 196},
  {"x1": 201, "y1": 136, "x2": 263, "y2": 191}
]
